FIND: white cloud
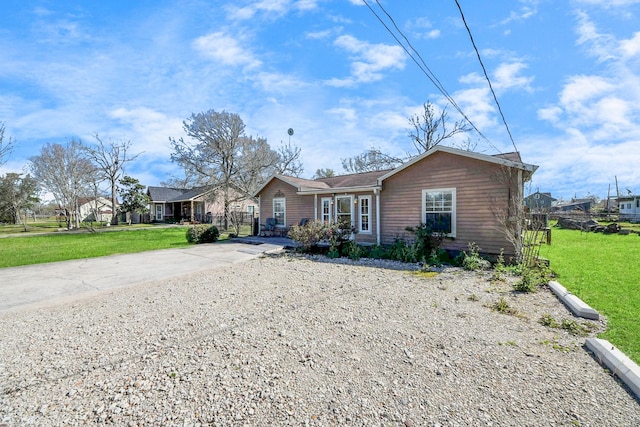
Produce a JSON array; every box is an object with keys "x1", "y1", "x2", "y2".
[
  {"x1": 326, "y1": 34, "x2": 405, "y2": 87},
  {"x1": 226, "y1": 0, "x2": 319, "y2": 21},
  {"x1": 406, "y1": 17, "x2": 441, "y2": 40},
  {"x1": 619, "y1": 32, "x2": 640, "y2": 58},
  {"x1": 531, "y1": 10, "x2": 640, "y2": 197},
  {"x1": 109, "y1": 107, "x2": 183, "y2": 158},
  {"x1": 575, "y1": 0, "x2": 640, "y2": 6},
  {"x1": 493, "y1": 62, "x2": 534, "y2": 92},
  {"x1": 192, "y1": 32, "x2": 262, "y2": 69},
  {"x1": 575, "y1": 11, "x2": 617, "y2": 62}
]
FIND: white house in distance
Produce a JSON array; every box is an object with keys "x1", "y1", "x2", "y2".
[
  {"x1": 618, "y1": 195, "x2": 640, "y2": 222},
  {"x1": 78, "y1": 197, "x2": 116, "y2": 223}
]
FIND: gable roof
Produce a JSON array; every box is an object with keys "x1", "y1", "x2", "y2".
[
  {"x1": 256, "y1": 146, "x2": 538, "y2": 196},
  {"x1": 254, "y1": 169, "x2": 390, "y2": 196},
  {"x1": 525, "y1": 191, "x2": 557, "y2": 201},
  {"x1": 147, "y1": 185, "x2": 216, "y2": 203},
  {"x1": 377, "y1": 145, "x2": 538, "y2": 184}
]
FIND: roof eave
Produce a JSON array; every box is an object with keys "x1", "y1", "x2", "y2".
[
  {"x1": 378, "y1": 145, "x2": 538, "y2": 185},
  {"x1": 297, "y1": 185, "x2": 382, "y2": 195}
]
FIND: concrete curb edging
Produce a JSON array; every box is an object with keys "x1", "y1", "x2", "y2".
[
  {"x1": 586, "y1": 338, "x2": 640, "y2": 400},
  {"x1": 548, "y1": 280, "x2": 600, "y2": 320}
]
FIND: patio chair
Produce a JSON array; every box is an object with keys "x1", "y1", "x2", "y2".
[{"x1": 260, "y1": 217, "x2": 277, "y2": 237}]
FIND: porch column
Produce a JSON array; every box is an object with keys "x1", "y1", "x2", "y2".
[
  {"x1": 374, "y1": 188, "x2": 381, "y2": 245},
  {"x1": 314, "y1": 194, "x2": 318, "y2": 221}
]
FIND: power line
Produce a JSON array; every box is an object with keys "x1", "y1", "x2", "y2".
[
  {"x1": 362, "y1": 0, "x2": 519, "y2": 154},
  {"x1": 374, "y1": 1, "x2": 490, "y2": 142},
  {"x1": 454, "y1": 0, "x2": 519, "y2": 153},
  {"x1": 362, "y1": 0, "x2": 493, "y2": 149}
]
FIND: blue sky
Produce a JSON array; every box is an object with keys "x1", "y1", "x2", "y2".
[{"x1": 1, "y1": 0, "x2": 639, "y2": 201}]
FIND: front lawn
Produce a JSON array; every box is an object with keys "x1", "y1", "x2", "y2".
[
  {"x1": 0, "y1": 225, "x2": 252, "y2": 268},
  {"x1": 540, "y1": 226, "x2": 640, "y2": 364}
]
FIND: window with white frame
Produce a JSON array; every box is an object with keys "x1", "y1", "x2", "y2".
[
  {"x1": 273, "y1": 198, "x2": 286, "y2": 226},
  {"x1": 422, "y1": 188, "x2": 456, "y2": 236},
  {"x1": 321, "y1": 198, "x2": 332, "y2": 224},
  {"x1": 358, "y1": 195, "x2": 371, "y2": 233},
  {"x1": 335, "y1": 195, "x2": 353, "y2": 228}
]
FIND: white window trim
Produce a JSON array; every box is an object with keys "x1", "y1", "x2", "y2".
[
  {"x1": 321, "y1": 197, "x2": 332, "y2": 224},
  {"x1": 335, "y1": 195, "x2": 354, "y2": 227},
  {"x1": 358, "y1": 195, "x2": 372, "y2": 234},
  {"x1": 273, "y1": 197, "x2": 286, "y2": 227},
  {"x1": 422, "y1": 188, "x2": 456, "y2": 238}
]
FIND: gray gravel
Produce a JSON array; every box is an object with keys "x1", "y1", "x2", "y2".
[{"x1": 1, "y1": 252, "x2": 639, "y2": 426}]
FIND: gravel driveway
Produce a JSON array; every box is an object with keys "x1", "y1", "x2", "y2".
[{"x1": 1, "y1": 253, "x2": 639, "y2": 426}]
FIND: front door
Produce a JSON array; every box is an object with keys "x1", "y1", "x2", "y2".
[{"x1": 155, "y1": 204, "x2": 163, "y2": 221}]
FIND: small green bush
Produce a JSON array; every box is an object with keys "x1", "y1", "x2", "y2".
[
  {"x1": 458, "y1": 242, "x2": 491, "y2": 271},
  {"x1": 343, "y1": 240, "x2": 364, "y2": 260},
  {"x1": 186, "y1": 224, "x2": 219, "y2": 244}
]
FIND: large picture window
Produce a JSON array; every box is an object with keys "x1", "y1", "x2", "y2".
[
  {"x1": 358, "y1": 195, "x2": 371, "y2": 233},
  {"x1": 335, "y1": 195, "x2": 353, "y2": 228},
  {"x1": 273, "y1": 198, "x2": 286, "y2": 226},
  {"x1": 422, "y1": 188, "x2": 456, "y2": 237}
]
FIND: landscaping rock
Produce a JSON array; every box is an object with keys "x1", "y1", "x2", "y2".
[{"x1": 1, "y1": 255, "x2": 639, "y2": 426}]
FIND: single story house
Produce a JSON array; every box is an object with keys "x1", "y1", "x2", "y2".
[
  {"x1": 524, "y1": 191, "x2": 556, "y2": 212},
  {"x1": 618, "y1": 195, "x2": 640, "y2": 222},
  {"x1": 77, "y1": 197, "x2": 116, "y2": 223},
  {"x1": 553, "y1": 198, "x2": 593, "y2": 213},
  {"x1": 147, "y1": 185, "x2": 258, "y2": 224},
  {"x1": 255, "y1": 146, "x2": 538, "y2": 259}
]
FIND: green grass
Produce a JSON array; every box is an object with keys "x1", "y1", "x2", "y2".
[
  {"x1": 540, "y1": 226, "x2": 640, "y2": 363},
  {"x1": 0, "y1": 227, "x2": 192, "y2": 268},
  {"x1": 0, "y1": 224, "x2": 254, "y2": 268}
]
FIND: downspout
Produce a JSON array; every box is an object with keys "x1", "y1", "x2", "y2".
[
  {"x1": 257, "y1": 195, "x2": 261, "y2": 235},
  {"x1": 374, "y1": 188, "x2": 381, "y2": 245},
  {"x1": 517, "y1": 169, "x2": 523, "y2": 258},
  {"x1": 314, "y1": 194, "x2": 318, "y2": 221}
]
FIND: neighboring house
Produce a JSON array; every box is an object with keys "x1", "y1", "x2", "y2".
[
  {"x1": 78, "y1": 197, "x2": 116, "y2": 223},
  {"x1": 553, "y1": 198, "x2": 593, "y2": 213},
  {"x1": 255, "y1": 146, "x2": 538, "y2": 258},
  {"x1": 147, "y1": 185, "x2": 258, "y2": 224},
  {"x1": 524, "y1": 191, "x2": 556, "y2": 211},
  {"x1": 618, "y1": 195, "x2": 640, "y2": 222}
]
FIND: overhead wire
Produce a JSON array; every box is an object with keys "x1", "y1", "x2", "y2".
[
  {"x1": 454, "y1": 0, "x2": 519, "y2": 153},
  {"x1": 362, "y1": 0, "x2": 518, "y2": 154},
  {"x1": 361, "y1": 0, "x2": 492, "y2": 149}
]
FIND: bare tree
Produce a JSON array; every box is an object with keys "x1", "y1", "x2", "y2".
[
  {"x1": 0, "y1": 122, "x2": 15, "y2": 166},
  {"x1": 84, "y1": 134, "x2": 141, "y2": 225},
  {"x1": 341, "y1": 147, "x2": 403, "y2": 173},
  {"x1": 170, "y1": 110, "x2": 282, "y2": 229},
  {"x1": 30, "y1": 139, "x2": 97, "y2": 229},
  {"x1": 409, "y1": 101, "x2": 471, "y2": 153},
  {"x1": 490, "y1": 163, "x2": 537, "y2": 264},
  {"x1": 276, "y1": 142, "x2": 304, "y2": 177},
  {"x1": 313, "y1": 168, "x2": 335, "y2": 179}
]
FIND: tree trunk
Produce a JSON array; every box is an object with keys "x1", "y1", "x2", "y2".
[{"x1": 111, "y1": 178, "x2": 118, "y2": 225}]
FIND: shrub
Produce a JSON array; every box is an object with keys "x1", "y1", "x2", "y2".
[
  {"x1": 343, "y1": 240, "x2": 364, "y2": 260},
  {"x1": 388, "y1": 238, "x2": 419, "y2": 263},
  {"x1": 513, "y1": 262, "x2": 552, "y2": 292},
  {"x1": 458, "y1": 242, "x2": 491, "y2": 271},
  {"x1": 200, "y1": 225, "x2": 220, "y2": 243},
  {"x1": 186, "y1": 224, "x2": 219, "y2": 244},
  {"x1": 405, "y1": 223, "x2": 445, "y2": 262},
  {"x1": 325, "y1": 221, "x2": 357, "y2": 256},
  {"x1": 288, "y1": 220, "x2": 326, "y2": 250}
]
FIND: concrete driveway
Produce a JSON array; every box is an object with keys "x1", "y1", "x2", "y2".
[{"x1": 0, "y1": 241, "x2": 285, "y2": 312}]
